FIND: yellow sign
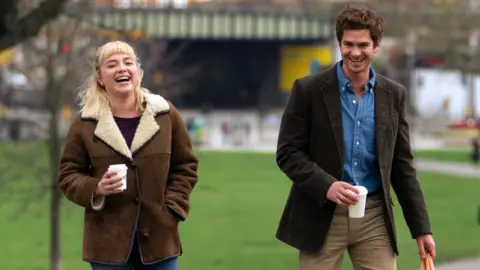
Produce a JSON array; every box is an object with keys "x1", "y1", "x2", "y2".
[
  {"x1": 279, "y1": 45, "x2": 333, "y2": 92},
  {"x1": 0, "y1": 48, "x2": 14, "y2": 66}
]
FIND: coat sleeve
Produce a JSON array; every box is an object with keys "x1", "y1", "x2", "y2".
[
  {"x1": 165, "y1": 103, "x2": 199, "y2": 221},
  {"x1": 58, "y1": 116, "x2": 105, "y2": 211},
  {"x1": 390, "y1": 86, "x2": 432, "y2": 238},
  {"x1": 276, "y1": 79, "x2": 337, "y2": 205}
]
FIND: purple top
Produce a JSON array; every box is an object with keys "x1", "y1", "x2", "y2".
[{"x1": 114, "y1": 116, "x2": 141, "y2": 148}]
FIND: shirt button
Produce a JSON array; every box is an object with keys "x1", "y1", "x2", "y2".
[
  {"x1": 352, "y1": 100, "x2": 356, "y2": 104},
  {"x1": 356, "y1": 141, "x2": 360, "y2": 145},
  {"x1": 357, "y1": 121, "x2": 361, "y2": 125},
  {"x1": 354, "y1": 162, "x2": 358, "y2": 166}
]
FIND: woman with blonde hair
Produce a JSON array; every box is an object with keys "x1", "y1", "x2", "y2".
[{"x1": 58, "y1": 41, "x2": 198, "y2": 270}]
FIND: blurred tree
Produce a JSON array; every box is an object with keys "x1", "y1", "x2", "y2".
[
  {"x1": 4, "y1": 6, "x2": 199, "y2": 269},
  {"x1": 139, "y1": 40, "x2": 200, "y2": 101},
  {"x1": 0, "y1": 0, "x2": 70, "y2": 51},
  {"x1": 8, "y1": 4, "x2": 101, "y2": 269},
  {"x1": 372, "y1": 0, "x2": 480, "y2": 71},
  {"x1": 352, "y1": 0, "x2": 480, "y2": 117}
]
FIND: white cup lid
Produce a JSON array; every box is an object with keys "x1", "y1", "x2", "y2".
[
  {"x1": 354, "y1": 186, "x2": 368, "y2": 196},
  {"x1": 109, "y1": 164, "x2": 128, "y2": 170}
]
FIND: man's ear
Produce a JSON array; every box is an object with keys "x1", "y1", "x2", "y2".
[{"x1": 373, "y1": 39, "x2": 382, "y2": 53}]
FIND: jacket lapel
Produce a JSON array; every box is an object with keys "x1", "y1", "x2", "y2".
[
  {"x1": 130, "y1": 109, "x2": 160, "y2": 154},
  {"x1": 374, "y1": 76, "x2": 391, "y2": 159},
  {"x1": 321, "y1": 66, "x2": 344, "y2": 164},
  {"x1": 81, "y1": 92, "x2": 171, "y2": 160}
]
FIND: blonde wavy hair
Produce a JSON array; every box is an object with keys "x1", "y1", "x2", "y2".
[{"x1": 77, "y1": 41, "x2": 148, "y2": 115}]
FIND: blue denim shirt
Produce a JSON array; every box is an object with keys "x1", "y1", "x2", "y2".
[{"x1": 336, "y1": 61, "x2": 381, "y2": 194}]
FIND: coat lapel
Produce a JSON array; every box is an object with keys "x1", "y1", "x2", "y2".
[
  {"x1": 374, "y1": 76, "x2": 391, "y2": 159},
  {"x1": 130, "y1": 106, "x2": 160, "y2": 154},
  {"x1": 81, "y1": 91, "x2": 171, "y2": 160},
  {"x1": 321, "y1": 66, "x2": 344, "y2": 163}
]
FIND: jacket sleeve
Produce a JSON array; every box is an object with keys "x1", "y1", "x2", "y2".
[
  {"x1": 58, "y1": 116, "x2": 105, "y2": 211},
  {"x1": 390, "y1": 86, "x2": 432, "y2": 238},
  {"x1": 165, "y1": 103, "x2": 199, "y2": 221},
  {"x1": 276, "y1": 79, "x2": 337, "y2": 205}
]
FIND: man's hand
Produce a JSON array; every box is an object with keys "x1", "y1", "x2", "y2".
[
  {"x1": 326, "y1": 181, "x2": 360, "y2": 206},
  {"x1": 416, "y1": 234, "x2": 436, "y2": 260}
]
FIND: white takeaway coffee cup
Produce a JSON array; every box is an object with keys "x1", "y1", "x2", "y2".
[
  {"x1": 108, "y1": 164, "x2": 127, "y2": 190},
  {"x1": 348, "y1": 186, "x2": 368, "y2": 218}
]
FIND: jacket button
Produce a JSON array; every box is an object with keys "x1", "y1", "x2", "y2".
[
  {"x1": 134, "y1": 197, "x2": 139, "y2": 205},
  {"x1": 142, "y1": 231, "x2": 149, "y2": 238},
  {"x1": 129, "y1": 161, "x2": 136, "y2": 168}
]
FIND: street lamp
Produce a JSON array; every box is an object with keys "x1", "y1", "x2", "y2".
[
  {"x1": 468, "y1": 30, "x2": 478, "y2": 119},
  {"x1": 406, "y1": 29, "x2": 417, "y2": 116}
]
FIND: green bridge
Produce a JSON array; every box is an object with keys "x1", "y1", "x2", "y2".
[{"x1": 89, "y1": 8, "x2": 333, "y2": 41}]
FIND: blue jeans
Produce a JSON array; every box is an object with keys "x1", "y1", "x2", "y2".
[
  {"x1": 90, "y1": 240, "x2": 178, "y2": 270},
  {"x1": 90, "y1": 257, "x2": 177, "y2": 270}
]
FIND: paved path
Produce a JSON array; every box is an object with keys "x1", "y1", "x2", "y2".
[
  {"x1": 414, "y1": 159, "x2": 479, "y2": 269},
  {"x1": 435, "y1": 258, "x2": 480, "y2": 270},
  {"x1": 415, "y1": 159, "x2": 480, "y2": 179}
]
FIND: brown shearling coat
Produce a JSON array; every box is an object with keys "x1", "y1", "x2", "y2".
[{"x1": 58, "y1": 93, "x2": 198, "y2": 265}]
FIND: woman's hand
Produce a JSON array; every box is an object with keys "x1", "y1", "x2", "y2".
[{"x1": 94, "y1": 170, "x2": 124, "y2": 196}]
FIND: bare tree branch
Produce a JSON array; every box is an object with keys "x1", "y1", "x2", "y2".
[
  {"x1": 156, "y1": 41, "x2": 190, "y2": 69},
  {"x1": 153, "y1": 64, "x2": 202, "y2": 99},
  {"x1": 131, "y1": 39, "x2": 200, "y2": 100},
  {"x1": 0, "y1": 0, "x2": 70, "y2": 51}
]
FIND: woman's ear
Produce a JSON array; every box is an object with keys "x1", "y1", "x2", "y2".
[
  {"x1": 97, "y1": 75, "x2": 104, "y2": 88},
  {"x1": 137, "y1": 67, "x2": 144, "y2": 83}
]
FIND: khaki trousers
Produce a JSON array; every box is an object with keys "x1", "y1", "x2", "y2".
[{"x1": 299, "y1": 196, "x2": 396, "y2": 270}]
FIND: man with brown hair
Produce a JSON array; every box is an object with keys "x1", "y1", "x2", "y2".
[{"x1": 275, "y1": 4, "x2": 436, "y2": 270}]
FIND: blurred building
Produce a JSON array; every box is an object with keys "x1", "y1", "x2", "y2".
[
  {"x1": 92, "y1": 0, "x2": 354, "y2": 11},
  {"x1": 94, "y1": 0, "x2": 189, "y2": 8}
]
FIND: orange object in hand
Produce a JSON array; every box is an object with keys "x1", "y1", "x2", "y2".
[{"x1": 420, "y1": 254, "x2": 435, "y2": 270}]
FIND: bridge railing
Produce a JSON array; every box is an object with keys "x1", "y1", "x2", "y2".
[{"x1": 90, "y1": 0, "x2": 336, "y2": 14}]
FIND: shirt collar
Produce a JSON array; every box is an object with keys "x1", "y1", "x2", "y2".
[{"x1": 336, "y1": 60, "x2": 376, "y2": 93}]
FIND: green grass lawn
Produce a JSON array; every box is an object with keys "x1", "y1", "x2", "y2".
[
  {"x1": 1, "y1": 143, "x2": 480, "y2": 270},
  {"x1": 414, "y1": 149, "x2": 471, "y2": 163}
]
